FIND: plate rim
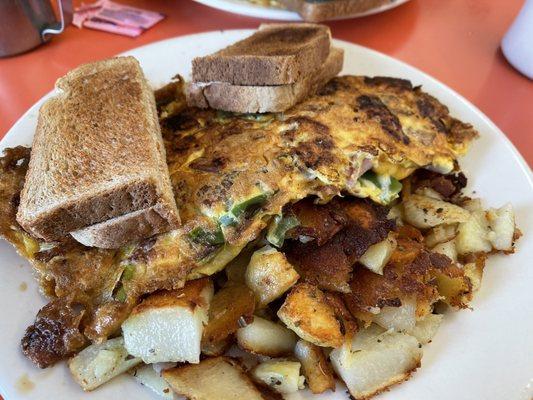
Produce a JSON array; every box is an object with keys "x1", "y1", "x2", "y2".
[{"x1": 191, "y1": 0, "x2": 413, "y2": 21}]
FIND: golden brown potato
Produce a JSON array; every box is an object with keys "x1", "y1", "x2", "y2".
[
  {"x1": 68, "y1": 337, "x2": 141, "y2": 391},
  {"x1": 201, "y1": 336, "x2": 233, "y2": 357},
  {"x1": 277, "y1": 283, "x2": 343, "y2": 348},
  {"x1": 162, "y1": 357, "x2": 264, "y2": 400},
  {"x1": 403, "y1": 194, "x2": 470, "y2": 229},
  {"x1": 294, "y1": 339, "x2": 336, "y2": 394},
  {"x1": 429, "y1": 257, "x2": 474, "y2": 309},
  {"x1": 251, "y1": 360, "x2": 305, "y2": 394},
  {"x1": 236, "y1": 316, "x2": 296, "y2": 357},
  {"x1": 330, "y1": 325, "x2": 422, "y2": 400},
  {"x1": 122, "y1": 278, "x2": 213, "y2": 364},
  {"x1": 202, "y1": 284, "x2": 255, "y2": 350},
  {"x1": 245, "y1": 246, "x2": 299, "y2": 307}
]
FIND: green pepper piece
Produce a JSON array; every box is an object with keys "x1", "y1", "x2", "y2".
[
  {"x1": 359, "y1": 171, "x2": 402, "y2": 204},
  {"x1": 188, "y1": 226, "x2": 225, "y2": 246},
  {"x1": 219, "y1": 192, "x2": 271, "y2": 227},
  {"x1": 121, "y1": 264, "x2": 136, "y2": 281},
  {"x1": 267, "y1": 215, "x2": 300, "y2": 248},
  {"x1": 359, "y1": 170, "x2": 381, "y2": 186},
  {"x1": 115, "y1": 286, "x2": 127, "y2": 303}
]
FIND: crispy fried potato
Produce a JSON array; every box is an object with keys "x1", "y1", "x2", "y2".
[
  {"x1": 403, "y1": 194, "x2": 470, "y2": 229},
  {"x1": 201, "y1": 336, "x2": 233, "y2": 357},
  {"x1": 129, "y1": 364, "x2": 176, "y2": 399},
  {"x1": 251, "y1": 360, "x2": 305, "y2": 394},
  {"x1": 409, "y1": 314, "x2": 443, "y2": 345},
  {"x1": 202, "y1": 283, "x2": 255, "y2": 351},
  {"x1": 284, "y1": 199, "x2": 395, "y2": 293},
  {"x1": 225, "y1": 245, "x2": 256, "y2": 284},
  {"x1": 345, "y1": 235, "x2": 440, "y2": 322},
  {"x1": 425, "y1": 224, "x2": 457, "y2": 248},
  {"x1": 68, "y1": 337, "x2": 141, "y2": 391},
  {"x1": 431, "y1": 239, "x2": 458, "y2": 262},
  {"x1": 330, "y1": 325, "x2": 422, "y2": 400},
  {"x1": 294, "y1": 339, "x2": 335, "y2": 394},
  {"x1": 323, "y1": 292, "x2": 358, "y2": 340},
  {"x1": 455, "y1": 206, "x2": 492, "y2": 255},
  {"x1": 359, "y1": 233, "x2": 397, "y2": 275},
  {"x1": 277, "y1": 283, "x2": 343, "y2": 348},
  {"x1": 162, "y1": 357, "x2": 264, "y2": 400},
  {"x1": 373, "y1": 297, "x2": 417, "y2": 332},
  {"x1": 236, "y1": 316, "x2": 297, "y2": 357},
  {"x1": 463, "y1": 254, "x2": 487, "y2": 293},
  {"x1": 245, "y1": 246, "x2": 299, "y2": 307},
  {"x1": 122, "y1": 278, "x2": 213, "y2": 364},
  {"x1": 487, "y1": 203, "x2": 515, "y2": 251}
]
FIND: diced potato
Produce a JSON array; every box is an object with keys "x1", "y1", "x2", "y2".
[
  {"x1": 330, "y1": 325, "x2": 422, "y2": 400},
  {"x1": 415, "y1": 187, "x2": 444, "y2": 200},
  {"x1": 163, "y1": 357, "x2": 264, "y2": 400},
  {"x1": 432, "y1": 239, "x2": 457, "y2": 262},
  {"x1": 463, "y1": 255, "x2": 486, "y2": 293},
  {"x1": 462, "y1": 198, "x2": 483, "y2": 212},
  {"x1": 372, "y1": 297, "x2": 416, "y2": 332},
  {"x1": 201, "y1": 336, "x2": 232, "y2": 357},
  {"x1": 359, "y1": 234, "x2": 397, "y2": 275},
  {"x1": 122, "y1": 278, "x2": 213, "y2": 364},
  {"x1": 68, "y1": 337, "x2": 142, "y2": 391},
  {"x1": 323, "y1": 292, "x2": 359, "y2": 340},
  {"x1": 403, "y1": 194, "x2": 470, "y2": 229},
  {"x1": 432, "y1": 269, "x2": 472, "y2": 308},
  {"x1": 202, "y1": 284, "x2": 255, "y2": 351},
  {"x1": 129, "y1": 364, "x2": 176, "y2": 399},
  {"x1": 236, "y1": 316, "x2": 297, "y2": 357},
  {"x1": 425, "y1": 224, "x2": 457, "y2": 248},
  {"x1": 487, "y1": 203, "x2": 515, "y2": 251},
  {"x1": 409, "y1": 314, "x2": 443, "y2": 345},
  {"x1": 152, "y1": 362, "x2": 178, "y2": 375},
  {"x1": 455, "y1": 209, "x2": 492, "y2": 255},
  {"x1": 294, "y1": 340, "x2": 335, "y2": 394},
  {"x1": 225, "y1": 245, "x2": 255, "y2": 284},
  {"x1": 245, "y1": 246, "x2": 299, "y2": 307},
  {"x1": 251, "y1": 360, "x2": 305, "y2": 394},
  {"x1": 387, "y1": 204, "x2": 404, "y2": 224},
  {"x1": 277, "y1": 283, "x2": 343, "y2": 348}
]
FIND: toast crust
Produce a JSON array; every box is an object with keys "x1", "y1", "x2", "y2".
[
  {"x1": 17, "y1": 56, "x2": 179, "y2": 241},
  {"x1": 192, "y1": 23, "x2": 331, "y2": 85},
  {"x1": 187, "y1": 47, "x2": 344, "y2": 113},
  {"x1": 70, "y1": 202, "x2": 176, "y2": 249}
]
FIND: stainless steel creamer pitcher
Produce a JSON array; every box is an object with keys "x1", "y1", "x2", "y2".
[{"x1": 0, "y1": 0, "x2": 73, "y2": 57}]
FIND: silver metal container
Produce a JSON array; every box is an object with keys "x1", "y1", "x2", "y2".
[{"x1": 0, "y1": 0, "x2": 73, "y2": 57}]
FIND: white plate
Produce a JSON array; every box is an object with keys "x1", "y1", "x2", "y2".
[
  {"x1": 193, "y1": 0, "x2": 411, "y2": 21},
  {"x1": 1, "y1": 30, "x2": 532, "y2": 400}
]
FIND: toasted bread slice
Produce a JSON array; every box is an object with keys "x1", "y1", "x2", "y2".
[
  {"x1": 70, "y1": 202, "x2": 174, "y2": 249},
  {"x1": 192, "y1": 23, "x2": 331, "y2": 85},
  {"x1": 280, "y1": 0, "x2": 393, "y2": 22},
  {"x1": 16, "y1": 56, "x2": 179, "y2": 241},
  {"x1": 187, "y1": 47, "x2": 344, "y2": 113}
]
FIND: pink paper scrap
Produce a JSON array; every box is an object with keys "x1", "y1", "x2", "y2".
[{"x1": 73, "y1": 0, "x2": 165, "y2": 37}]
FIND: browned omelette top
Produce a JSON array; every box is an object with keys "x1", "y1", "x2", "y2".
[{"x1": 160, "y1": 76, "x2": 477, "y2": 256}]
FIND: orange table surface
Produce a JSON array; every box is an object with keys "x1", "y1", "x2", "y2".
[{"x1": 0, "y1": 0, "x2": 532, "y2": 167}]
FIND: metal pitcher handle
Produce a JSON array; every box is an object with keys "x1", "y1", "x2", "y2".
[{"x1": 41, "y1": 0, "x2": 73, "y2": 39}]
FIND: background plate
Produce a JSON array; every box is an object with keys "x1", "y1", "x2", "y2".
[
  {"x1": 0, "y1": 30, "x2": 532, "y2": 400},
  {"x1": 192, "y1": 0, "x2": 411, "y2": 21}
]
